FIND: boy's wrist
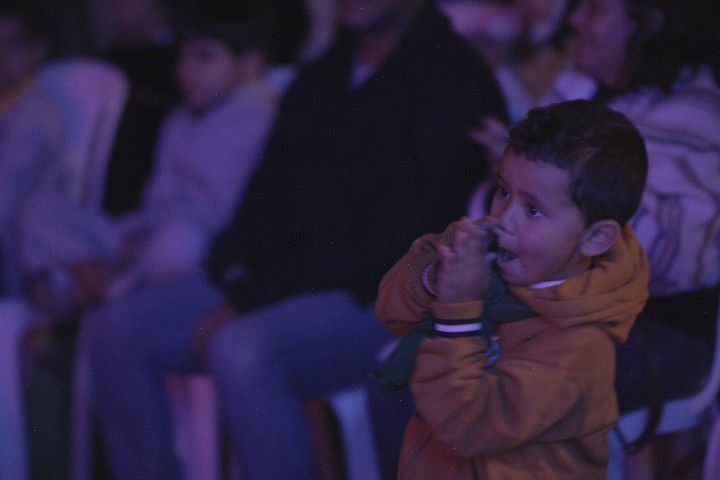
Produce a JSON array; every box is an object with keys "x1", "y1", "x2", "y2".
[
  {"x1": 432, "y1": 318, "x2": 485, "y2": 335},
  {"x1": 431, "y1": 299, "x2": 483, "y2": 320}
]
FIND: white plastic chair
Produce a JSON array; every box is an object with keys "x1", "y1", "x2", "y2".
[
  {"x1": 704, "y1": 413, "x2": 720, "y2": 480},
  {"x1": 36, "y1": 58, "x2": 128, "y2": 208},
  {"x1": 169, "y1": 378, "x2": 382, "y2": 480},
  {"x1": 71, "y1": 361, "x2": 381, "y2": 480},
  {"x1": 0, "y1": 58, "x2": 127, "y2": 480},
  {"x1": 329, "y1": 385, "x2": 382, "y2": 480},
  {"x1": 70, "y1": 358, "x2": 227, "y2": 480},
  {"x1": 608, "y1": 300, "x2": 720, "y2": 479},
  {"x1": 0, "y1": 301, "x2": 35, "y2": 480}
]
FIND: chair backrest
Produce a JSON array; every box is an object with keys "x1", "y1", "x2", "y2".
[{"x1": 36, "y1": 58, "x2": 129, "y2": 209}]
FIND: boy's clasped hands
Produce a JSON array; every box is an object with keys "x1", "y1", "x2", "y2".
[{"x1": 433, "y1": 217, "x2": 499, "y2": 304}]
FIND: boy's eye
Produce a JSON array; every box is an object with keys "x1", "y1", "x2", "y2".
[
  {"x1": 527, "y1": 205, "x2": 542, "y2": 217},
  {"x1": 496, "y1": 188, "x2": 510, "y2": 199}
]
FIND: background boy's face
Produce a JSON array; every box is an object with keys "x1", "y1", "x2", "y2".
[
  {"x1": 176, "y1": 38, "x2": 243, "y2": 111},
  {"x1": 569, "y1": 0, "x2": 636, "y2": 87},
  {"x1": 489, "y1": 150, "x2": 590, "y2": 286}
]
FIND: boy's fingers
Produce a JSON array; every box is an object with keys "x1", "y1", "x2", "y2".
[
  {"x1": 474, "y1": 215, "x2": 498, "y2": 228},
  {"x1": 444, "y1": 219, "x2": 464, "y2": 240},
  {"x1": 476, "y1": 216, "x2": 501, "y2": 239},
  {"x1": 456, "y1": 218, "x2": 485, "y2": 236},
  {"x1": 481, "y1": 116, "x2": 509, "y2": 137},
  {"x1": 437, "y1": 244, "x2": 455, "y2": 263},
  {"x1": 467, "y1": 128, "x2": 495, "y2": 148},
  {"x1": 453, "y1": 233, "x2": 470, "y2": 255},
  {"x1": 455, "y1": 226, "x2": 486, "y2": 251},
  {"x1": 458, "y1": 218, "x2": 497, "y2": 255},
  {"x1": 456, "y1": 232, "x2": 491, "y2": 263}
]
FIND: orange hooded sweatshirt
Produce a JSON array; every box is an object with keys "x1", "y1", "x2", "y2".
[{"x1": 375, "y1": 225, "x2": 649, "y2": 480}]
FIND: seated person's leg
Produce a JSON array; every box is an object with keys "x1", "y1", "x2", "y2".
[
  {"x1": 207, "y1": 289, "x2": 394, "y2": 480},
  {"x1": 82, "y1": 271, "x2": 223, "y2": 480},
  {"x1": 0, "y1": 303, "x2": 31, "y2": 480}
]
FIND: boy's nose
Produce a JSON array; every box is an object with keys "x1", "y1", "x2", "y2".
[{"x1": 495, "y1": 207, "x2": 514, "y2": 235}]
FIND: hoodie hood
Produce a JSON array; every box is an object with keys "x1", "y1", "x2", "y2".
[{"x1": 509, "y1": 225, "x2": 649, "y2": 343}]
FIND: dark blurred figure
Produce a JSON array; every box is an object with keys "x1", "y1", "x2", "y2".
[
  {"x1": 82, "y1": 0, "x2": 505, "y2": 479},
  {"x1": 99, "y1": 0, "x2": 180, "y2": 215},
  {"x1": 29, "y1": 0, "x2": 90, "y2": 56}
]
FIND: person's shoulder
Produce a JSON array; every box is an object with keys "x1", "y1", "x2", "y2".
[
  {"x1": 285, "y1": 35, "x2": 352, "y2": 89},
  {"x1": 643, "y1": 67, "x2": 720, "y2": 140},
  {"x1": 409, "y1": 8, "x2": 502, "y2": 112},
  {"x1": 420, "y1": 9, "x2": 493, "y2": 79}
]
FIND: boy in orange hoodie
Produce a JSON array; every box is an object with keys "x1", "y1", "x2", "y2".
[{"x1": 375, "y1": 100, "x2": 650, "y2": 479}]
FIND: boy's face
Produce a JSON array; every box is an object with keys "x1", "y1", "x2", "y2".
[
  {"x1": 176, "y1": 38, "x2": 243, "y2": 111},
  {"x1": 489, "y1": 150, "x2": 590, "y2": 286}
]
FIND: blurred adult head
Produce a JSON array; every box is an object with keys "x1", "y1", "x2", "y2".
[
  {"x1": 338, "y1": 0, "x2": 423, "y2": 34},
  {"x1": 0, "y1": 2, "x2": 49, "y2": 94},
  {"x1": 516, "y1": 0, "x2": 573, "y2": 47},
  {"x1": 109, "y1": 0, "x2": 174, "y2": 47},
  {"x1": 570, "y1": 0, "x2": 720, "y2": 90},
  {"x1": 177, "y1": 0, "x2": 308, "y2": 64}
]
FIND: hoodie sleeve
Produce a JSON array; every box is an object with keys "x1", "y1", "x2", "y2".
[
  {"x1": 375, "y1": 234, "x2": 440, "y2": 335},
  {"x1": 411, "y1": 324, "x2": 618, "y2": 457}
]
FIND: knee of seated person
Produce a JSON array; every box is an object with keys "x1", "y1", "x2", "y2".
[{"x1": 206, "y1": 322, "x2": 275, "y2": 380}]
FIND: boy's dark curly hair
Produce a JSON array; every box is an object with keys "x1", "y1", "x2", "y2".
[{"x1": 508, "y1": 100, "x2": 648, "y2": 226}]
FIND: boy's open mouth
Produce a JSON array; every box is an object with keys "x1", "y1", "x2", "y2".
[{"x1": 496, "y1": 247, "x2": 517, "y2": 263}]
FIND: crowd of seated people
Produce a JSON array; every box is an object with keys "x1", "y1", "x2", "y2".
[
  {"x1": 1, "y1": 0, "x2": 719, "y2": 479},
  {"x1": 18, "y1": 4, "x2": 281, "y2": 315},
  {"x1": 81, "y1": 0, "x2": 505, "y2": 478}
]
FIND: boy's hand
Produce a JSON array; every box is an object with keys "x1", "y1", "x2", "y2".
[
  {"x1": 435, "y1": 217, "x2": 497, "y2": 303},
  {"x1": 468, "y1": 116, "x2": 509, "y2": 171}
]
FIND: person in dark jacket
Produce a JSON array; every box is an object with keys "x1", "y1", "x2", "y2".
[{"x1": 83, "y1": 1, "x2": 505, "y2": 479}]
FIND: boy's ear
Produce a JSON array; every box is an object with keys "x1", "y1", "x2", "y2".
[{"x1": 579, "y1": 219, "x2": 621, "y2": 257}]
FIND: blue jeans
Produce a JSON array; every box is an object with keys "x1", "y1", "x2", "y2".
[{"x1": 83, "y1": 271, "x2": 393, "y2": 480}]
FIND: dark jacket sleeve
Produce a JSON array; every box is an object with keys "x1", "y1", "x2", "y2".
[
  {"x1": 204, "y1": 80, "x2": 305, "y2": 311},
  {"x1": 205, "y1": 9, "x2": 507, "y2": 311}
]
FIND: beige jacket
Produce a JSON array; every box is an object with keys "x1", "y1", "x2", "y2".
[{"x1": 376, "y1": 225, "x2": 649, "y2": 479}]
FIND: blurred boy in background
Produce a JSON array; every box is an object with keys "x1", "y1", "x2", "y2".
[{"x1": 20, "y1": 6, "x2": 279, "y2": 314}]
